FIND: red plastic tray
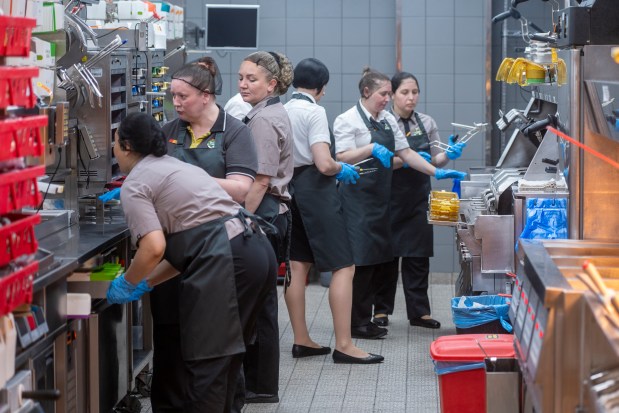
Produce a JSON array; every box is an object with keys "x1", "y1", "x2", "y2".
[
  {"x1": 0, "y1": 165, "x2": 45, "y2": 215},
  {"x1": 0, "y1": 261, "x2": 38, "y2": 317},
  {"x1": 0, "y1": 115, "x2": 47, "y2": 161},
  {"x1": 0, "y1": 213, "x2": 40, "y2": 268},
  {"x1": 0, "y1": 67, "x2": 39, "y2": 109},
  {"x1": 0, "y1": 16, "x2": 36, "y2": 57}
]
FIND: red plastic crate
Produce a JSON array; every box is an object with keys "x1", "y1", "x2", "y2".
[
  {"x1": 0, "y1": 16, "x2": 36, "y2": 57},
  {"x1": 0, "y1": 165, "x2": 45, "y2": 215},
  {"x1": 0, "y1": 115, "x2": 47, "y2": 161},
  {"x1": 0, "y1": 213, "x2": 40, "y2": 268},
  {"x1": 0, "y1": 261, "x2": 38, "y2": 317},
  {"x1": 0, "y1": 67, "x2": 39, "y2": 109}
]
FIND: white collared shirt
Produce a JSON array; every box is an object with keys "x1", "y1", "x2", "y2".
[
  {"x1": 223, "y1": 93, "x2": 252, "y2": 121},
  {"x1": 333, "y1": 100, "x2": 409, "y2": 154},
  {"x1": 284, "y1": 91, "x2": 331, "y2": 167}
]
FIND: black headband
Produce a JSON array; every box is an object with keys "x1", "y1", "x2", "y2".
[
  {"x1": 171, "y1": 76, "x2": 211, "y2": 93},
  {"x1": 268, "y1": 51, "x2": 281, "y2": 68}
]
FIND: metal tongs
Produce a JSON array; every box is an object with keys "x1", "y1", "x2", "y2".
[
  {"x1": 58, "y1": 35, "x2": 125, "y2": 108},
  {"x1": 164, "y1": 44, "x2": 187, "y2": 62},
  {"x1": 431, "y1": 122, "x2": 488, "y2": 154},
  {"x1": 353, "y1": 158, "x2": 378, "y2": 175},
  {"x1": 65, "y1": 0, "x2": 99, "y2": 47}
]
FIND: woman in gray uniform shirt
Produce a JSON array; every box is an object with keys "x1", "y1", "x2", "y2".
[
  {"x1": 236, "y1": 50, "x2": 294, "y2": 403},
  {"x1": 372, "y1": 72, "x2": 466, "y2": 329},
  {"x1": 106, "y1": 112, "x2": 276, "y2": 413}
]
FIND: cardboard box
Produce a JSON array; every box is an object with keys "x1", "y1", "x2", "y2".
[
  {"x1": 0, "y1": 0, "x2": 28, "y2": 17},
  {"x1": 28, "y1": 1, "x2": 64, "y2": 33}
]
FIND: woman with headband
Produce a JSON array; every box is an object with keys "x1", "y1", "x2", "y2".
[
  {"x1": 149, "y1": 57, "x2": 261, "y2": 411},
  {"x1": 236, "y1": 50, "x2": 294, "y2": 404}
]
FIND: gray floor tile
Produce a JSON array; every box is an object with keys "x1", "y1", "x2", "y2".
[{"x1": 138, "y1": 274, "x2": 455, "y2": 413}]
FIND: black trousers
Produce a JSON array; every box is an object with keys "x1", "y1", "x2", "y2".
[
  {"x1": 241, "y1": 212, "x2": 286, "y2": 395},
  {"x1": 373, "y1": 257, "x2": 431, "y2": 320},
  {"x1": 352, "y1": 264, "x2": 385, "y2": 328},
  {"x1": 150, "y1": 233, "x2": 276, "y2": 413}
]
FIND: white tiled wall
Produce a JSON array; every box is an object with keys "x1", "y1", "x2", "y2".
[{"x1": 181, "y1": 0, "x2": 488, "y2": 272}]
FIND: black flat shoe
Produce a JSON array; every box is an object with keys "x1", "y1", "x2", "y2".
[
  {"x1": 292, "y1": 344, "x2": 331, "y2": 358},
  {"x1": 332, "y1": 349, "x2": 384, "y2": 364},
  {"x1": 351, "y1": 323, "x2": 388, "y2": 339},
  {"x1": 372, "y1": 315, "x2": 389, "y2": 327},
  {"x1": 245, "y1": 391, "x2": 279, "y2": 404},
  {"x1": 409, "y1": 317, "x2": 441, "y2": 329}
]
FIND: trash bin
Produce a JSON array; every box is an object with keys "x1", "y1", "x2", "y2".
[
  {"x1": 485, "y1": 358, "x2": 520, "y2": 413},
  {"x1": 451, "y1": 295, "x2": 512, "y2": 334},
  {"x1": 430, "y1": 334, "x2": 515, "y2": 413}
]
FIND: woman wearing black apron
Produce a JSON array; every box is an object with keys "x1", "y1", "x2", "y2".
[
  {"x1": 237, "y1": 50, "x2": 294, "y2": 403},
  {"x1": 333, "y1": 68, "x2": 467, "y2": 341},
  {"x1": 106, "y1": 112, "x2": 276, "y2": 413},
  {"x1": 284, "y1": 58, "x2": 382, "y2": 364},
  {"x1": 150, "y1": 59, "x2": 259, "y2": 412},
  {"x1": 372, "y1": 72, "x2": 467, "y2": 329}
]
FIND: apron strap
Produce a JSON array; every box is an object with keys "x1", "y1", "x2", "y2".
[
  {"x1": 233, "y1": 208, "x2": 278, "y2": 238},
  {"x1": 356, "y1": 101, "x2": 385, "y2": 132}
]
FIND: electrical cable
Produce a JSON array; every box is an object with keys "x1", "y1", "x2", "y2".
[
  {"x1": 37, "y1": 147, "x2": 63, "y2": 212},
  {"x1": 96, "y1": 27, "x2": 122, "y2": 39}
]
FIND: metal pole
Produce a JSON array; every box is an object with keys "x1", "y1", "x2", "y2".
[{"x1": 395, "y1": 0, "x2": 402, "y2": 73}]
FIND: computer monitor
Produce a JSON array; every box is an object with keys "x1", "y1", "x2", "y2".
[{"x1": 205, "y1": 4, "x2": 260, "y2": 50}]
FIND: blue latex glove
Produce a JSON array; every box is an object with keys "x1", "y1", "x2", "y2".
[
  {"x1": 418, "y1": 151, "x2": 432, "y2": 163},
  {"x1": 371, "y1": 143, "x2": 394, "y2": 168},
  {"x1": 445, "y1": 134, "x2": 466, "y2": 160},
  {"x1": 99, "y1": 187, "x2": 121, "y2": 203},
  {"x1": 335, "y1": 162, "x2": 360, "y2": 184},
  {"x1": 107, "y1": 274, "x2": 138, "y2": 304},
  {"x1": 129, "y1": 279, "x2": 153, "y2": 301},
  {"x1": 435, "y1": 168, "x2": 467, "y2": 180}
]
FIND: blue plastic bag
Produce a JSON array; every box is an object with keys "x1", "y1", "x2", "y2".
[
  {"x1": 451, "y1": 295, "x2": 512, "y2": 333},
  {"x1": 519, "y1": 198, "x2": 567, "y2": 245},
  {"x1": 434, "y1": 360, "x2": 486, "y2": 376}
]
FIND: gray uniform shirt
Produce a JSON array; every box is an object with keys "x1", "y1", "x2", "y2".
[
  {"x1": 244, "y1": 96, "x2": 293, "y2": 201},
  {"x1": 392, "y1": 110, "x2": 443, "y2": 157},
  {"x1": 121, "y1": 155, "x2": 244, "y2": 246}
]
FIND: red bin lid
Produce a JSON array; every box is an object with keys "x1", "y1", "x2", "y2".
[{"x1": 430, "y1": 334, "x2": 515, "y2": 362}]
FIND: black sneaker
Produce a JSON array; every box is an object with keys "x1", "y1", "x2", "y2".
[
  {"x1": 372, "y1": 315, "x2": 389, "y2": 327},
  {"x1": 351, "y1": 323, "x2": 388, "y2": 339}
]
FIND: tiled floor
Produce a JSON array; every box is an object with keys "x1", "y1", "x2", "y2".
[{"x1": 140, "y1": 272, "x2": 458, "y2": 413}]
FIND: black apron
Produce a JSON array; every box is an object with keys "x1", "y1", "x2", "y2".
[
  {"x1": 163, "y1": 214, "x2": 244, "y2": 360},
  {"x1": 289, "y1": 93, "x2": 354, "y2": 271},
  {"x1": 338, "y1": 103, "x2": 395, "y2": 266},
  {"x1": 169, "y1": 119, "x2": 226, "y2": 178},
  {"x1": 151, "y1": 115, "x2": 228, "y2": 325},
  {"x1": 390, "y1": 112, "x2": 434, "y2": 257}
]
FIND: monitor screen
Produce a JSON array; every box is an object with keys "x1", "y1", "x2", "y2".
[{"x1": 205, "y1": 4, "x2": 259, "y2": 49}]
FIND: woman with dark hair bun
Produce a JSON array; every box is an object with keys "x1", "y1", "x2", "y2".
[
  {"x1": 106, "y1": 112, "x2": 276, "y2": 413},
  {"x1": 283, "y1": 57, "x2": 381, "y2": 364},
  {"x1": 150, "y1": 57, "x2": 260, "y2": 411},
  {"x1": 371, "y1": 72, "x2": 467, "y2": 330},
  {"x1": 332, "y1": 67, "x2": 466, "y2": 347}
]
